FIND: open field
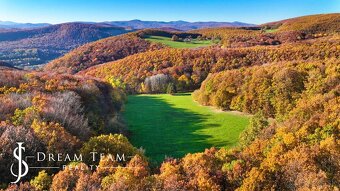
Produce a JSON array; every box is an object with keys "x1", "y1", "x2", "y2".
[
  {"x1": 123, "y1": 93, "x2": 250, "y2": 163},
  {"x1": 144, "y1": 35, "x2": 214, "y2": 48}
]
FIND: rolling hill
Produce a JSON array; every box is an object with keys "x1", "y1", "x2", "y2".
[
  {"x1": 45, "y1": 14, "x2": 340, "y2": 76},
  {"x1": 193, "y1": 14, "x2": 340, "y2": 47},
  {"x1": 43, "y1": 29, "x2": 212, "y2": 74},
  {"x1": 0, "y1": 23, "x2": 131, "y2": 67},
  {"x1": 261, "y1": 13, "x2": 340, "y2": 34},
  {"x1": 0, "y1": 61, "x2": 19, "y2": 70},
  {"x1": 43, "y1": 32, "x2": 165, "y2": 74},
  {"x1": 41, "y1": 14, "x2": 340, "y2": 93},
  {"x1": 2, "y1": 19, "x2": 251, "y2": 68},
  {"x1": 79, "y1": 37, "x2": 339, "y2": 93}
]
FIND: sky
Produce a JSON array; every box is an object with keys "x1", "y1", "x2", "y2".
[{"x1": 0, "y1": 0, "x2": 339, "y2": 24}]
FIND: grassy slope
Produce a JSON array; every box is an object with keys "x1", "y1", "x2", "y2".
[
  {"x1": 124, "y1": 93, "x2": 249, "y2": 163},
  {"x1": 145, "y1": 35, "x2": 213, "y2": 48}
]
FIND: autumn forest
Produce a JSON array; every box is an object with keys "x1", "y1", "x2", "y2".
[{"x1": 0, "y1": 12, "x2": 339, "y2": 191}]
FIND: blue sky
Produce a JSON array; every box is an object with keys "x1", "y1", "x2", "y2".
[{"x1": 0, "y1": 0, "x2": 339, "y2": 24}]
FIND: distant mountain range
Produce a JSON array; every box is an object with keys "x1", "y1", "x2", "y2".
[
  {"x1": 102, "y1": 20, "x2": 255, "y2": 30},
  {"x1": 0, "y1": 20, "x2": 255, "y2": 30},
  {"x1": 0, "y1": 21, "x2": 51, "y2": 29}
]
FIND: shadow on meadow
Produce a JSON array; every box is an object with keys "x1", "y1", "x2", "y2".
[{"x1": 124, "y1": 95, "x2": 232, "y2": 164}]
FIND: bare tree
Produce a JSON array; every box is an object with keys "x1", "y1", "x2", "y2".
[
  {"x1": 144, "y1": 74, "x2": 171, "y2": 93},
  {"x1": 43, "y1": 91, "x2": 91, "y2": 140}
]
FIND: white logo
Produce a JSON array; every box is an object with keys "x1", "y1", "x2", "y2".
[{"x1": 10, "y1": 142, "x2": 29, "y2": 184}]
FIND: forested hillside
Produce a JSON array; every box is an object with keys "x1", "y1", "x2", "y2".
[
  {"x1": 0, "y1": 61, "x2": 19, "y2": 70},
  {"x1": 262, "y1": 13, "x2": 340, "y2": 33},
  {"x1": 80, "y1": 37, "x2": 338, "y2": 93},
  {"x1": 193, "y1": 14, "x2": 340, "y2": 48},
  {"x1": 0, "y1": 23, "x2": 130, "y2": 67},
  {"x1": 190, "y1": 59, "x2": 339, "y2": 190},
  {"x1": 43, "y1": 33, "x2": 164, "y2": 74},
  {"x1": 0, "y1": 67, "x2": 129, "y2": 185},
  {"x1": 43, "y1": 29, "x2": 209, "y2": 74}
]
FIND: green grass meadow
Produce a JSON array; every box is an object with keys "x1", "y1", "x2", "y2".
[
  {"x1": 123, "y1": 93, "x2": 250, "y2": 163},
  {"x1": 144, "y1": 35, "x2": 214, "y2": 48}
]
